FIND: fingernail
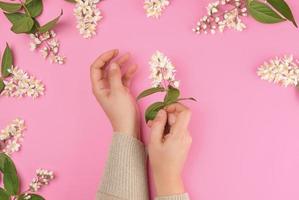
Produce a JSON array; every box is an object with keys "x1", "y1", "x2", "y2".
[
  {"x1": 110, "y1": 63, "x2": 118, "y2": 70},
  {"x1": 157, "y1": 110, "x2": 164, "y2": 117}
]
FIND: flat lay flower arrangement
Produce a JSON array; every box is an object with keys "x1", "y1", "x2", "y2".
[{"x1": 0, "y1": 0, "x2": 298, "y2": 199}]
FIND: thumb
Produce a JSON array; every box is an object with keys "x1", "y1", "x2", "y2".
[{"x1": 150, "y1": 109, "x2": 167, "y2": 144}]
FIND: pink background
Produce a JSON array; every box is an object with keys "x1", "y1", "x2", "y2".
[{"x1": 1, "y1": 0, "x2": 299, "y2": 199}]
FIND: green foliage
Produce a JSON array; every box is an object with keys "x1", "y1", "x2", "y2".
[
  {"x1": 0, "y1": 153, "x2": 20, "y2": 195},
  {"x1": 164, "y1": 86, "x2": 180, "y2": 104},
  {"x1": 139, "y1": 85, "x2": 195, "y2": 122},
  {"x1": 1, "y1": 43, "x2": 13, "y2": 78},
  {"x1": 0, "y1": 0, "x2": 62, "y2": 34},
  {"x1": 38, "y1": 10, "x2": 63, "y2": 33},
  {"x1": 266, "y1": 0, "x2": 297, "y2": 27},
  {"x1": 145, "y1": 102, "x2": 165, "y2": 122},
  {"x1": 11, "y1": 16, "x2": 34, "y2": 33},
  {"x1": 248, "y1": 0, "x2": 297, "y2": 27},
  {"x1": 0, "y1": 188, "x2": 10, "y2": 200},
  {"x1": 26, "y1": 0, "x2": 43, "y2": 17},
  {"x1": 65, "y1": 0, "x2": 77, "y2": 3},
  {"x1": 248, "y1": 0, "x2": 285, "y2": 23},
  {"x1": 0, "y1": 2, "x2": 22, "y2": 13},
  {"x1": 137, "y1": 87, "x2": 165, "y2": 100},
  {"x1": 0, "y1": 79, "x2": 5, "y2": 93}
]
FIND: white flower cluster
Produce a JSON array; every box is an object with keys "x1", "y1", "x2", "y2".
[
  {"x1": 29, "y1": 168, "x2": 55, "y2": 192},
  {"x1": 193, "y1": 0, "x2": 247, "y2": 34},
  {"x1": 1, "y1": 67, "x2": 44, "y2": 99},
  {"x1": 149, "y1": 51, "x2": 179, "y2": 88},
  {"x1": 257, "y1": 55, "x2": 299, "y2": 87},
  {"x1": 30, "y1": 30, "x2": 65, "y2": 64},
  {"x1": 74, "y1": 0, "x2": 103, "y2": 39},
  {"x1": 0, "y1": 118, "x2": 25, "y2": 155},
  {"x1": 144, "y1": 0, "x2": 170, "y2": 18}
]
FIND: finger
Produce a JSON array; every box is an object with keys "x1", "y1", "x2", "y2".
[
  {"x1": 150, "y1": 110, "x2": 167, "y2": 144},
  {"x1": 122, "y1": 64, "x2": 138, "y2": 87},
  {"x1": 90, "y1": 49, "x2": 119, "y2": 90},
  {"x1": 115, "y1": 53, "x2": 130, "y2": 65},
  {"x1": 171, "y1": 110, "x2": 191, "y2": 136},
  {"x1": 147, "y1": 120, "x2": 153, "y2": 128},
  {"x1": 165, "y1": 103, "x2": 189, "y2": 114},
  {"x1": 108, "y1": 63, "x2": 123, "y2": 90},
  {"x1": 167, "y1": 113, "x2": 176, "y2": 126}
]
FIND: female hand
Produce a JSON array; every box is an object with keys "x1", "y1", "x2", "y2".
[
  {"x1": 148, "y1": 103, "x2": 192, "y2": 196},
  {"x1": 90, "y1": 49, "x2": 140, "y2": 138}
]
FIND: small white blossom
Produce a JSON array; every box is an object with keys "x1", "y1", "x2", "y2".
[
  {"x1": 29, "y1": 169, "x2": 54, "y2": 192},
  {"x1": 149, "y1": 51, "x2": 178, "y2": 88},
  {"x1": 1, "y1": 66, "x2": 45, "y2": 99},
  {"x1": 0, "y1": 118, "x2": 25, "y2": 155},
  {"x1": 257, "y1": 55, "x2": 299, "y2": 87},
  {"x1": 193, "y1": 0, "x2": 247, "y2": 34},
  {"x1": 29, "y1": 30, "x2": 65, "y2": 65},
  {"x1": 144, "y1": 0, "x2": 170, "y2": 18},
  {"x1": 74, "y1": 0, "x2": 103, "y2": 39}
]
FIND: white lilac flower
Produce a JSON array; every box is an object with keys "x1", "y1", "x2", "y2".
[
  {"x1": 0, "y1": 118, "x2": 25, "y2": 155},
  {"x1": 74, "y1": 0, "x2": 103, "y2": 39},
  {"x1": 29, "y1": 169, "x2": 54, "y2": 192},
  {"x1": 29, "y1": 30, "x2": 65, "y2": 65},
  {"x1": 1, "y1": 66, "x2": 45, "y2": 99},
  {"x1": 193, "y1": 0, "x2": 247, "y2": 34},
  {"x1": 257, "y1": 55, "x2": 299, "y2": 87},
  {"x1": 144, "y1": 0, "x2": 170, "y2": 18},
  {"x1": 149, "y1": 51, "x2": 179, "y2": 88}
]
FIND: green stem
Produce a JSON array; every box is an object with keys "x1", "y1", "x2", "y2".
[{"x1": 19, "y1": 0, "x2": 31, "y2": 17}]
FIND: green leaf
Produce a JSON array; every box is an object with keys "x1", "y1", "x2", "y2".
[
  {"x1": 145, "y1": 102, "x2": 165, "y2": 122},
  {"x1": 137, "y1": 87, "x2": 165, "y2": 100},
  {"x1": 0, "y1": 188, "x2": 10, "y2": 200},
  {"x1": 266, "y1": 0, "x2": 297, "y2": 27},
  {"x1": 1, "y1": 153, "x2": 20, "y2": 195},
  {"x1": 18, "y1": 194, "x2": 45, "y2": 200},
  {"x1": 25, "y1": 0, "x2": 43, "y2": 17},
  {"x1": 0, "y1": 79, "x2": 5, "y2": 93},
  {"x1": 164, "y1": 86, "x2": 180, "y2": 104},
  {"x1": 248, "y1": 0, "x2": 286, "y2": 23},
  {"x1": 0, "y1": 1, "x2": 22, "y2": 13},
  {"x1": 38, "y1": 9, "x2": 63, "y2": 33},
  {"x1": 29, "y1": 18, "x2": 40, "y2": 33},
  {"x1": 11, "y1": 16, "x2": 34, "y2": 33},
  {"x1": 4, "y1": 12, "x2": 27, "y2": 24},
  {"x1": 1, "y1": 43, "x2": 13, "y2": 78}
]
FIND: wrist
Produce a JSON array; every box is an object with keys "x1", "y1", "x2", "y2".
[{"x1": 154, "y1": 174, "x2": 185, "y2": 196}]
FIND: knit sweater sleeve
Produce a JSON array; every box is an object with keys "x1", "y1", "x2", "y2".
[
  {"x1": 155, "y1": 193, "x2": 190, "y2": 200},
  {"x1": 96, "y1": 133, "x2": 149, "y2": 200}
]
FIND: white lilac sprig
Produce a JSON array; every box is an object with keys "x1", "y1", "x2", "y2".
[
  {"x1": 0, "y1": 118, "x2": 25, "y2": 155},
  {"x1": 30, "y1": 30, "x2": 65, "y2": 64},
  {"x1": 0, "y1": 119, "x2": 54, "y2": 199},
  {"x1": 0, "y1": 43, "x2": 45, "y2": 99},
  {"x1": 0, "y1": 0, "x2": 65, "y2": 64},
  {"x1": 28, "y1": 169, "x2": 55, "y2": 192},
  {"x1": 144, "y1": 0, "x2": 170, "y2": 18},
  {"x1": 73, "y1": 0, "x2": 103, "y2": 39},
  {"x1": 193, "y1": 0, "x2": 247, "y2": 34},
  {"x1": 193, "y1": 0, "x2": 297, "y2": 35},
  {"x1": 257, "y1": 55, "x2": 299, "y2": 88},
  {"x1": 138, "y1": 51, "x2": 196, "y2": 122}
]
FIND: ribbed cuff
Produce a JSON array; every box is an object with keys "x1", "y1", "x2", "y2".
[
  {"x1": 155, "y1": 193, "x2": 190, "y2": 200},
  {"x1": 98, "y1": 133, "x2": 149, "y2": 200}
]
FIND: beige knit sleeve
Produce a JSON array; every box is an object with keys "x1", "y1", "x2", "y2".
[
  {"x1": 96, "y1": 133, "x2": 149, "y2": 200},
  {"x1": 155, "y1": 193, "x2": 190, "y2": 200}
]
